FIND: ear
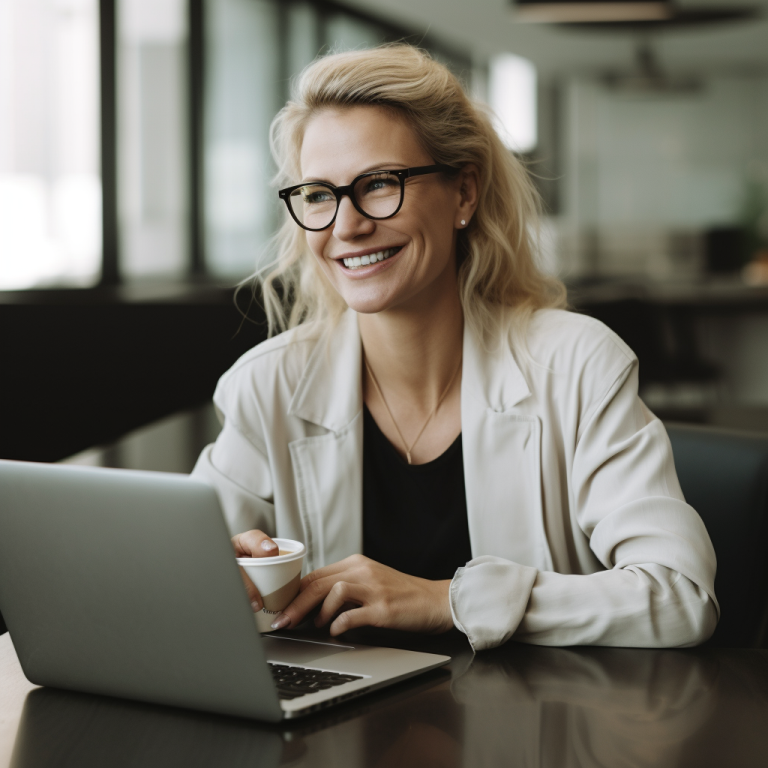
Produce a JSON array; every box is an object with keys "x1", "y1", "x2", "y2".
[{"x1": 455, "y1": 164, "x2": 480, "y2": 229}]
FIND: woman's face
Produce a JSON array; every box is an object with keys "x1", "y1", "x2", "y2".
[{"x1": 299, "y1": 106, "x2": 473, "y2": 316}]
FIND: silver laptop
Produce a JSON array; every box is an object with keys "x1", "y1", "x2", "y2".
[{"x1": 0, "y1": 459, "x2": 450, "y2": 721}]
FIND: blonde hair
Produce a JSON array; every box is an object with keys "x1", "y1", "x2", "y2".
[{"x1": 253, "y1": 43, "x2": 566, "y2": 342}]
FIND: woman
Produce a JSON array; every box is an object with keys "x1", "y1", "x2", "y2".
[{"x1": 192, "y1": 45, "x2": 717, "y2": 651}]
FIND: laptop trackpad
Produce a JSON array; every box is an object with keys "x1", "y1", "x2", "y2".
[{"x1": 261, "y1": 636, "x2": 354, "y2": 665}]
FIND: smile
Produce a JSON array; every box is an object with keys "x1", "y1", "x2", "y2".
[{"x1": 342, "y1": 247, "x2": 400, "y2": 270}]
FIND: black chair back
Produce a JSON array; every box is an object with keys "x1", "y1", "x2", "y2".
[{"x1": 666, "y1": 423, "x2": 768, "y2": 648}]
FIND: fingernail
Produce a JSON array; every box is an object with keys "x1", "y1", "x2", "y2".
[
  {"x1": 251, "y1": 599, "x2": 262, "y2": 612},
  {"x1": 261, "y1": 540, "x2": 277, "y2": 552},
  {"x1": 271, "y1": 614, "x2": 290, "y2": 630}
]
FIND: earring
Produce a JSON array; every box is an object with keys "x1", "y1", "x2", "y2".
[{"x1": 460, "y1": 220, "x2": 466, "y2": 226}]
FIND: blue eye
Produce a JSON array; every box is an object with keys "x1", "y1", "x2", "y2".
[
  {"x1": 302, "y1": 188, "x2": 335, "y2": 205},
  {"x1": 360, "y1": 176, "x2": 398, "y2": 195}
]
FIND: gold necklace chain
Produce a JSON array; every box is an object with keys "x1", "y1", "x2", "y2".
[{"x1": 364, "y1": 354, "x2": 462, "y2": 465}]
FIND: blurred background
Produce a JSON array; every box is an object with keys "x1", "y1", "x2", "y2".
[{"x1": 1, "y1": 0, "x2": 768, "y2": 467}]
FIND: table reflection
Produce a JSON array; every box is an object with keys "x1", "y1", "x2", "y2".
[
  {"x1": 453, "y1": 646, "x2": 718, "y2": 768},
  {"x1": 10, "y1": 688, "x2": 284, "y2": 768},
  {"x1": 9, "y1": 644, "x2": 768, "y2": 768}
]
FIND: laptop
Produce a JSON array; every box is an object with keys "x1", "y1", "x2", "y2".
[{"x1": 0, "y1": 459, "x2": 450, "y2": 721}]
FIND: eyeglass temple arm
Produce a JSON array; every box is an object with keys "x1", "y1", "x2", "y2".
[{"x1": 406, "y1": 164, "x2": 459, "y2": 178}]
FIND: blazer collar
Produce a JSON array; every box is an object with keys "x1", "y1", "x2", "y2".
[
  {"x1": 288, "y1": 310, "x2": 363, "y2": 433},
  {"x1": 288, "y1": 308, "x2": 532, "y2": 431},
  {"x1": 461, "y1": 317, "x2": 531, "y2": 412}
]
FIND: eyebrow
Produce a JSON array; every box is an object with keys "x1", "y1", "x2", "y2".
[{"x1": 301, "y1": 162, "x2": 408, "y2": 185}]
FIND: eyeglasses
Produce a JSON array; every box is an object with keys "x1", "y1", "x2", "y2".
[{"x1": 278, "y1": 164, "x2": 458, "y2": 232}]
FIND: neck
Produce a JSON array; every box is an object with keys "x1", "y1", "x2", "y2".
[{"x1": 358, "y1": 271, "x2": 463, "y2": 408}]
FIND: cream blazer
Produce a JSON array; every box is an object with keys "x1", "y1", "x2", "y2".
[{"x1": 192, "y1": 308, "x2": 718, "y2": 651}]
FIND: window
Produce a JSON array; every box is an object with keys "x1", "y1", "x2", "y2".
[
  {"x1": 489, "y1": 53, "x2": 538, "y2": 154},
  {"x1": 118, "y1": 0, "x2": 189, "y2": 279},
  {"x1": 204, "y1": 0, "x2": 280, "y2": 279},
  {"x1": 0, "y1": 0, "x2": 101, "y2": 289},
  {"x1": 0, "y1": 0, "x2": 472, "y2": 289}
]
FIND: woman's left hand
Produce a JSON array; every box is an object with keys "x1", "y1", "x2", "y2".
[{"x1": 270, "y1": 554, "x2": 454, "y2": 636}]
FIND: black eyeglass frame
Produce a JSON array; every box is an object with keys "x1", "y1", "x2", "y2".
[{"x1": 278, "y1": 164, "x2": 459, "y2": 232}]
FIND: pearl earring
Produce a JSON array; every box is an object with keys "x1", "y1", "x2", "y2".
[{"x1": 460, "y1": 220, "x2": 466, "y2": 226}]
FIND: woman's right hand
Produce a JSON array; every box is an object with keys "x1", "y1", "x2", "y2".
[{"x1": 231, "y1": 530, "x2": 279, "y2": 612}]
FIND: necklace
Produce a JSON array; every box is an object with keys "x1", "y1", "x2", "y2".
[{"x1": 364, "y1": 354, "x2": 462, "y2": 465}]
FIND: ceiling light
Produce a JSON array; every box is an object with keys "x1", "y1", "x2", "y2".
[
  {"x1": 512, "y1": 1, "x2": 760, "y2": 28},
  {"x1": 515, "y1": 1, "x2": 671, "y2": 24}
]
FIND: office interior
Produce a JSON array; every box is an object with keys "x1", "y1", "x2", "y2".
[
  {"x1": 2, "y1": 2, "x2": 768, "y2": 763},
  {"x1": 4, "y1": 0, "x2": 768, "y2": 467},
  {"x1": 2, "y1": 0, "x2": 767, "y2": 580}
]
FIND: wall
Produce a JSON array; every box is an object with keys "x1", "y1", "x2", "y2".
[{"x1": 558, "y1": 72, "x2": 768, "y2": 278}]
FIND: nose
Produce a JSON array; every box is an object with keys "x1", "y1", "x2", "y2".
[{"x1": 332, "y1": 195, "x2": 375, "y2": 240}]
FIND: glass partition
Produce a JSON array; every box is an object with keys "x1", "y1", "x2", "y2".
[
  {"x1": 203, "y1": 0, "x2": 281, "y2": 279},
  {"x1": 117, "y1": 0, "x2": 189, "y2": 279},
  {"x1": 0, "y1": 0, "x2": 471, "y2": 288},
  {"x1": 0, "y1": 0, "x2": 101, "y2": 289}
]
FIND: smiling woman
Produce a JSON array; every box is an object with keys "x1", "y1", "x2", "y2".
[{"x1": 192, "y1": 44, "x2": 718, "y2": 651}]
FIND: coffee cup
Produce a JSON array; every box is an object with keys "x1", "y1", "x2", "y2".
[{"x1": 237, "y1": 538, "x2": 305, "y2": 633}]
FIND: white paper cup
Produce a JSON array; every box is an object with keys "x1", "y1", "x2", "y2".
[{"x1": 237, "y1": 538, "x2": 305, "y2": 633}]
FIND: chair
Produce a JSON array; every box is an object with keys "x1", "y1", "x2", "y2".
[{"x1": 666, "y1": 423, "x2": 768, "y2": 648}]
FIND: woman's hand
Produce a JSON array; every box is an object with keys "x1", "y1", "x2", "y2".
[
  {"x1": 231, "y1": 530, "x2": 279, "y2": 612},
  {"x1": 270, "y1": 554, "x2": 454, "y2": 636}
]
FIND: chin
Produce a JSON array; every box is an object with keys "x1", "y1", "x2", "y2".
[
  {"x1": 343, "y1": 296, "x2": 395, "y2": 315},
  {"x1": 339, "y1": 286, "x2": 402, "y2": 316}
]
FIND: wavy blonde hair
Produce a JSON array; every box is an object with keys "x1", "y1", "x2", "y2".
[{"x1": 253, "y1": 43, "x2": 566, "y2": 342}]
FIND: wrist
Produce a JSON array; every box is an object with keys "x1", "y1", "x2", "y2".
[{"x1": 428, "y1": 579, "x2": 454, "y2": 634}]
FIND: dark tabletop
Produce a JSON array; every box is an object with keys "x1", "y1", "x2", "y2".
[{"x1": 3, "y1": 624, "x2": 768, "y2": 768}]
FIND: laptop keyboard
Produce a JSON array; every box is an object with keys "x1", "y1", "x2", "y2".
[{"x1": 268, "y1": 663, "x2": 364, "y2": 700}]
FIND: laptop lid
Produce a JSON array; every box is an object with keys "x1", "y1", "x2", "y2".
[{"x1": 0, "y1": 459, "x2": 283, "y2": 722}]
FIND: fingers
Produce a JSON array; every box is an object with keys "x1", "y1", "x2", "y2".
[
  {"x1": 232, "y1": 531, "x2": 274, "y2": 614},
  {"x1": 272, "y1": 574, "x2": 338, "y2": 630},
  {"x1": 232, "y1": 530, "x2": 278, "y2": 558},
  {"x1": 329, "y1": 606, "x2": 375, "y2": 636},
  {"x1": 314, "y1": 580, "x2": 370, "y2": 627},
  {"x1": 270, "y1": 556, "x2": 452, "y2": 636},
  {"x1": 299, "y1": 553, "x2": 367, "y2": 591},
  {"x1": 239, "y1": 566, "x2": 263, "y2": 612}
]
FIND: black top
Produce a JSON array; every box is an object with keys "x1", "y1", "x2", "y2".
[{"x1": 362, "y1": 405, "x2": 473, "y2": 581}]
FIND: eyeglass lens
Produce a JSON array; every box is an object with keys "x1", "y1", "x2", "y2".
[{"x1": 289, "y1": 172, "x2": 402, "y2": 229}]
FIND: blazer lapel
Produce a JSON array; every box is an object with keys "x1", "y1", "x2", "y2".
[
  {"x1": 285, "y1": 311, "x2": 553, "y2": 572},
  {"x1": 289, "y1": 415, "x2": 363, "y2": 571},
  {"x1": 287, "y1": 311, "x2": 364, "y2": 570},
  {"x1": 462, "y1": 323, "x2": 553, "y2": 571}
]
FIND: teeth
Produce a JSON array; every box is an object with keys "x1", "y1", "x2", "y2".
[{"x1": 343, "y1": 247, "x2": 399, "y2": 270}]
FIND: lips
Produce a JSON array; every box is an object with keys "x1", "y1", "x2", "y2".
[{"x1": 341, "y1": 247, "x2": 401, "y2": 270}]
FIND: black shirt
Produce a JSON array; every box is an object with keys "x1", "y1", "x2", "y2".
[{"x1": 362, "y1": 405, "x2": 473, "y2": 581}]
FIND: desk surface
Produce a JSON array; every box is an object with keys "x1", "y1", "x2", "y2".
[{"x1": 2, "y1": 628, "x2": 768, "y2": 768}]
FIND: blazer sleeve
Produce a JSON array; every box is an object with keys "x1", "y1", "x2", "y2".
[
  {"x1": 191, "y1": 398, "x2": 277, "y2": 538},
  {"x1": 450, "y1": 355, "x2": 719, "y2": 651}
]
